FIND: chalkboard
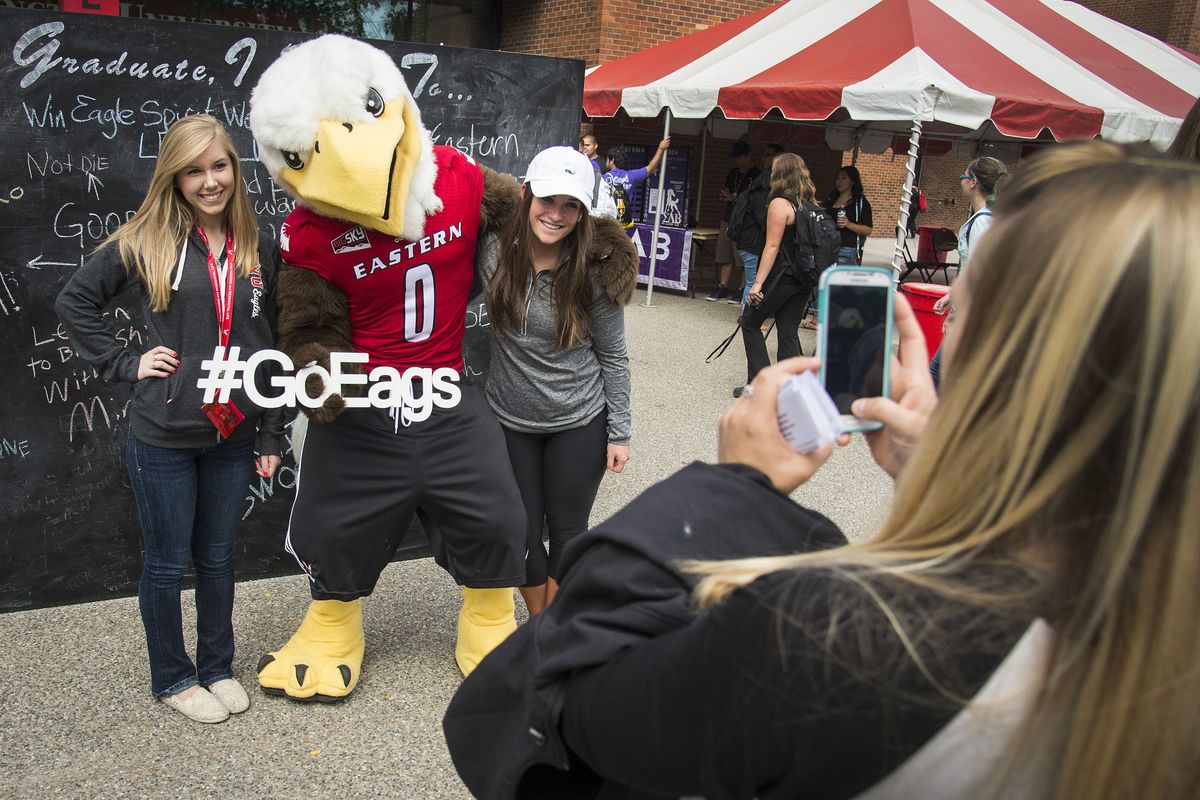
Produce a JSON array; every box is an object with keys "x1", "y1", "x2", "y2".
[{"x1": 0, "y1": 8, "x2": 583, "y2": 610}]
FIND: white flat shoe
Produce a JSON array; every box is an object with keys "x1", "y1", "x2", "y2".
[
  {"x1": 206, "y1": 678, "x2": 250, "y2": 714},
  {"x1": 161, "y1": 686, "x2": 229, "y2": 723}
]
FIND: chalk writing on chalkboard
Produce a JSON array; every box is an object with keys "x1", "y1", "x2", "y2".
[{"x1": 0, "y1": 7, "x2": 583, "y2": 611}]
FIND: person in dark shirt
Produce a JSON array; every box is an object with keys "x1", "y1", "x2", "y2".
[
  {"x1": 445, "y1": 142, "x2": 1200, "y2": 800},
  {"x1": 707, "y1": 141, "x2": 760, "y2": 303}
]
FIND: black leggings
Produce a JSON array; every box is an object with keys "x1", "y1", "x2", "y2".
[
  {"x1": 501, "y1": 411, "x2": 608, "y2": 585},
  {"x1": 739, "y1": 272, "x2": 812, "y2": 382}
]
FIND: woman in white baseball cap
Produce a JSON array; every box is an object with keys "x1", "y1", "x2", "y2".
[{"x1": 479, "y1": 146, "x2": 638, "y2": 615}]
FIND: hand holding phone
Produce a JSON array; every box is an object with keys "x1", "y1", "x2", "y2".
[
  {"x1": 719, "y1": 359, "x2": 842, "y2": 494},
  {"x1": 816, "y1": 266, "x2": 895, "y2": 432}
]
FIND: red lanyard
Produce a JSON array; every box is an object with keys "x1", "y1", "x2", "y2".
[{"x1": 195, "y1": 226, "x2": 236, "y2": 347}]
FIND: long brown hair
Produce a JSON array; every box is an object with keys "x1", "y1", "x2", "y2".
[
  {"x1": 692, "y1": 143, "x2": 1200, "y2": 798},
  {"x1": 768, "y1": 152, "x2": 816, "y2": 204},
  {"x1": 487, "y1": 190, "x2": 596, "y2": 348},
  {"x1": 99, "y1": 114, "x2": 259, "y2": 311}
]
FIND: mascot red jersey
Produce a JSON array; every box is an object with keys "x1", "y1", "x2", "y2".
[{"x1": 249, "y1": 34, "x2": 525, "y2": 701}]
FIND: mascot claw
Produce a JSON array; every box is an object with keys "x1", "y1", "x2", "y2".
[
  {"x1": 456, "y1": 587, "x2": 517, "y2": 677},
  {"x1": 258, "y1": 598, "x2": 365, "y2": 701}
]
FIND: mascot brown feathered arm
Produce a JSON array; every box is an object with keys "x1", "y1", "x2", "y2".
[
  {"x1": 275, "y1": 266, "x2": 355, "y2": 423},
  {"x1": 590, "y1": 216, "x2": 640, "y2": 304},
  {"x1": 480, "y1": 165, "x2": 520, "y2": 238}
]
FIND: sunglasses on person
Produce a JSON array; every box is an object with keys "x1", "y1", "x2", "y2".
[{"x1": 960, "y1": 172, "x2": 976, "y2": 180}]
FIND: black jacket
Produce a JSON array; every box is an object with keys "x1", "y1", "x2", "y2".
[
  {"x1": 443, "y1": 462, "x2": 846, "y2": 799},
  {"x1": 56, "y1": 232, "x2": 285, "y2": 455}
]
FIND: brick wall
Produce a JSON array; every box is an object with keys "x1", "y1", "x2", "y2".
[
  {"x1": 500, "y1": 0, "x2": 603, "y2": 62},
  {"x1": 500, "y1": 0, "x2": 776, "y2": 66},
  {"x1": 1076, "y1": 0, "x2": 1200, "y2": 52}
]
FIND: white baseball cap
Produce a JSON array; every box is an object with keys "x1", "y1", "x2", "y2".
[{"x1": 524, "y1": 146, "x2": 600, "y2": 209}]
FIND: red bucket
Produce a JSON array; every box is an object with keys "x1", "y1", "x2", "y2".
[{"x1": 898, "y1": 282, "x2": 950, "y2": 362}]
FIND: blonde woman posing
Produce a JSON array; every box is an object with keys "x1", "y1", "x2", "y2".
[
  {"x1": 446, "y1": 142, "x2": 1200, "y2": 799},
  {"x1": 57, "y1": 115, "x2": 283, "y2": 724},
  {"x1": 481, "y1": 146, "x2": 637, "y2": 615}
]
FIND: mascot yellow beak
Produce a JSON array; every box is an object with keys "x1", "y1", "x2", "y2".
[{"x1": 280, "y1": 99, "x2": 423, "y2": 238}]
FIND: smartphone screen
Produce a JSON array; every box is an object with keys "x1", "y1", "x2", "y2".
[{"x1": 821, "y1": 281, "x2": 890, "y2": 416}]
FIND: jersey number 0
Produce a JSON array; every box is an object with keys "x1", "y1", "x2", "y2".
[{"x1": 404, "y1": 263, "x2": 435, "y2": 342}]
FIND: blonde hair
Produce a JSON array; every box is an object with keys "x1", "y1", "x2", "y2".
[
  {"x1": 1167, "y1": 95, "x2": 1200, "y2": 161},
  {"x1": 100, "y1": 114, "x2": 259, "y2": 311},
  {"x1": 693, "y1": 143, "x2": 1200, "y2": 798},
  {"x1": 768, "y1": 153, "x2": 815, "y2": 204}
]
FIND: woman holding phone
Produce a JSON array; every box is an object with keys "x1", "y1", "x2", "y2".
[
  {"x1": 57, "y1": 115, "x2": 283, "y2": 723},
  {"x1": 447, "y1": 142, "x2": 1200, "y2": 799}
]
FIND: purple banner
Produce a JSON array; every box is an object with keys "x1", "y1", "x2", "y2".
[
  {"x1": 644, "y1": 147, "x2": 690, "y2": 228},
  {"x1": 630, "y1": 223, "x2": 693, "y2": 291}
]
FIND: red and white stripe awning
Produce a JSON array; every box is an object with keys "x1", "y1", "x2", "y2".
[{"x1": 584, "y1": 0, "x2": 1200, "y2": 147}]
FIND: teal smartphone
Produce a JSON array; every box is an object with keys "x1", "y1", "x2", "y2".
[{"x1": 815, "y1": 265, "x2": 895, "y2": 433}]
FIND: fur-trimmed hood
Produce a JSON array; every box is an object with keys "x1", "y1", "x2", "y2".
[{"x1": 588, "y1": 216, "x2": 639, "y2": 305}]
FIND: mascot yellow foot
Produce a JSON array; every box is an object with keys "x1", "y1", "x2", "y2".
[
  {"x1": 257, "y1": 598, "x2": 365, "y2": 702},
  {"x1": 455, "y1": 587, "x2": 516, "y2": 677}
]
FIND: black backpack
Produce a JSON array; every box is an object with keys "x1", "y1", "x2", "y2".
[
  {"x1": 783, "y1": 200, "x2": 840, "y2": 282},
  {"x1": 727, "y1": 173, "x2": 770, "y2": 252}
]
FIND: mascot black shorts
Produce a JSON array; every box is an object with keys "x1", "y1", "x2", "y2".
[{"x1": 284, "y1": 383, "x2": 527, "y2": 598}]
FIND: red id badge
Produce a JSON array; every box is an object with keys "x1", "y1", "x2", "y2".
[{"x1": 201, "y1": 400, "x2": 245, "y2": 438}]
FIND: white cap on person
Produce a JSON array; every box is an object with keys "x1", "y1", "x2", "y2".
[{"x1": 524, "y1": 146, "x2": 600, "y2": 209}]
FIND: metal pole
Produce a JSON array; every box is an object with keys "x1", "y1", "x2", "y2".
[
  {"x1": 644, "y1": 109, "x2": 672, "y2": 307},
  {"x1": 693, "y1": 119, "x2": 708, "y2": 227},
  {"x1": 891, "y1": 117, "x2": 922, "y2": 275}
]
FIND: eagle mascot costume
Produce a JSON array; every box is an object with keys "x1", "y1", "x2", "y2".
[{"x1": 248, "y1": 34, "x2": 529, "y2": 701}]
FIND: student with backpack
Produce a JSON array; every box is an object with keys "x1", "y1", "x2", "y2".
[
  {"x1": 736, "y1": 154, "x2": 839, "y2": 397},
  {"x1": 728, "y1": 143, "x2": 783, "y2": 307}
]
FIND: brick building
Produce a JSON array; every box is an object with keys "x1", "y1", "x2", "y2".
[{"x1": 501, "y1": 0, "x2": 1200, "y2": 239}]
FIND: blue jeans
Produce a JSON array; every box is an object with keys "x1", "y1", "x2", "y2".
[
  {"x1": 126, "y1": 432, "x2": 254, "y2": 697},
  {"x1": 737, "y1": 250, "x2": 759, "y2": 306}
]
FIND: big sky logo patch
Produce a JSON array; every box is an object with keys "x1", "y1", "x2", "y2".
[{"x1": 331, "y1": 225, "x2": 371, "y2": 255}]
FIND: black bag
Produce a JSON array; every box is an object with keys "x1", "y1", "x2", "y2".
[
  {"x1": 782, "y1": 201, "x2": 840, "y2": 283},
  {"x1": 727, "y1": 173, "x2": 769, "y2": 253}
]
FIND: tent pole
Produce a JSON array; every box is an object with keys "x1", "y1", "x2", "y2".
[
  {"x1": 891, "y1": 117, "x2": 922, "y2": 275},
  {"x1": 644, "y1": 109, "x2": 672, "y2": 307},
  {"x1": 693, "y1": 119, "x2": 709, "y2": 228}
]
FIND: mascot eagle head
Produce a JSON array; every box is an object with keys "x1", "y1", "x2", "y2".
[{"x1": 250, "y1": 34, "x2": 442, "y2": 240}]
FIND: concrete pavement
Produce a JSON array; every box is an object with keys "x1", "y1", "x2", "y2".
[{"x1": 0, "y1": 239, "x2": 906, "y2": 799}]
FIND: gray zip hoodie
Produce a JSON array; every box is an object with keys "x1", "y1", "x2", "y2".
[
  {"x1": 55, "y1": 231, "x2": 284, "y2": 456},
  {"x1": 478, "y1": 218, "x2": 638, "y2": 444}
]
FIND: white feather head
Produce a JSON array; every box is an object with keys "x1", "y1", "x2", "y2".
[{"x1": 250, "y1": 34, "x2": 441, "y2": 239}]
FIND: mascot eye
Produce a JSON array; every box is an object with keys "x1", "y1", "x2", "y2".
[
  {"x1": 365, "y1": 88, "x2": 385, "y2": 118},
  {"x1": 282, "y1": 151, "x2": 305, "y2": 170}
]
